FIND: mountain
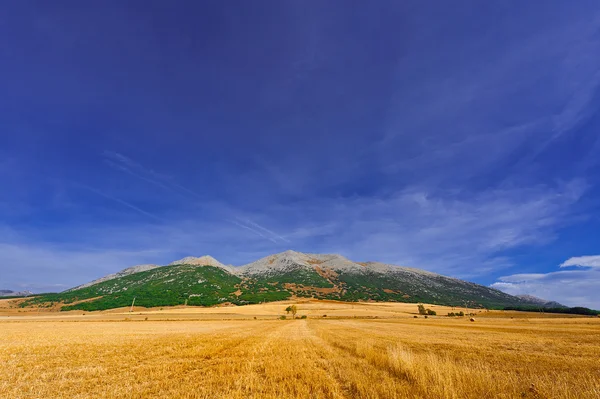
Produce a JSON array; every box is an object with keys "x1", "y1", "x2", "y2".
[
  {"x1": 20, "y1": 250, "x2": 551, "y2": 311},
  {"x1": 1, "y1": 289, "x2": 33, "y2": 297},
  {"x1": 515, "y1": 294, "x2": 566, "y2": 308}
]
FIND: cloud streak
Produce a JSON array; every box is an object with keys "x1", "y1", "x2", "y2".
[
  {"x1": 77, "y1": 184, "x2": 163, "y2": 222},
  {"x1": 492, "y1": 268, "x2": 600, "y2": 309},
  {"x1": 103, "y1": 151, "x2": 205, "y2": 200},
  {"x1": 493, "y1": 254, "x2": 600, "y2": 309},
  {"x1": 560, "y1": 255, "x2": 600, "y2": 268},
  {"x1": 279, "y1": 180, "x2": 587, "y2": 277},
  {"x1": 227, "y1": 219, "x2": 278, "y2": 244},
  {"x1": 104, "y1": 151, "x2": 292, "y2": 245},
  {"x1": 236, "y1": 217, "x2": 290, "y2": 243}
]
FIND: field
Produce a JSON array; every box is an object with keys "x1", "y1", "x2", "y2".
[{"x1": 1, "y1": 300, "x2": 599, "y2": 398}]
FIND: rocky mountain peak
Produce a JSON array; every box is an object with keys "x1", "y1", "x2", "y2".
[
  {"x1": 238, "y1": 250, "x2": 368, "y2": 275},
  {"x1": 169, "y1": 255, "x2": 229, "y2": 270}
]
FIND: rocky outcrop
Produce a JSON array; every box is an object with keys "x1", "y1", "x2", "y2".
[{"x1": 169, "y1": 255, "x2": 229, "y2": 268}]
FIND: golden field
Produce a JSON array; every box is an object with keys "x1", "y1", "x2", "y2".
[{"x1": 1, "y1": 299, "x2": 599, "y2": 399}]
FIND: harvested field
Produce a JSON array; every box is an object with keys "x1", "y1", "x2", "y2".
[{"x1": 1, "y1": 300, "x2": 599, "y2": 398}]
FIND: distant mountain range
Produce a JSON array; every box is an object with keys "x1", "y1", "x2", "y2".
[
  {"x1": 515, "y1": 294, "x2": 565, "y2": 308},
  {"x1": 20, "y1": 251, "x2": 565, "y2": 311},
  {"x1": 0, "y1": 289, "x2": 33, "y2": 297}
]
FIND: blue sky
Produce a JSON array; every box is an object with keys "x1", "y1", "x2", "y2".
[{"x1": 1, "y1": 1, "x2": 600, "y2": 308}]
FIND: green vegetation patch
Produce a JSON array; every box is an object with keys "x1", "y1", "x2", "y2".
[{"x1": 23, "y1": 265, "x2": 242, "y2": 311}]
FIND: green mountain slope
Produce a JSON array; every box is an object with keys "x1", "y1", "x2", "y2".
[
  {"x1": 303, "y1": 269, "x2": 524, "y2": 308},
  {"x1": 22, "y1": 265, "x2": 242, "y2": 311}
]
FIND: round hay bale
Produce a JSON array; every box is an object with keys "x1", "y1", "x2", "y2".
[{"x1": 470, "y1": 318, "x2": 475, "y2": 322}]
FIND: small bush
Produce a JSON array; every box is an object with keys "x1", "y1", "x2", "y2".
[
  {"x1": 300, "y1": 315, "x2": 307, "y2": 319},
  {"x1": 448, "y1": 312, "x2": 455, "y2": 317},
  {"x1": 427, "y1": 309, "x2": 436, "y2": 316},
  {"x1": 279, "y1": 315, "x2": 286, "y2": 320},
  {"x1": 458, "y1": 311, "x2": 465, "y2": 316}
]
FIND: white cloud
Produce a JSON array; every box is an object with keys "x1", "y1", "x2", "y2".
[
  {"x1": 492, "y1": 269, "x2": 600, "y2": 309},
  {"x1": 560, "y1": 255, "x2": 600, "y2": 268},
  {"x1": 286, "y1": 180, "x2": 587, "y2": 277}
]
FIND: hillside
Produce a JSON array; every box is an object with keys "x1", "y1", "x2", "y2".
[
  {"x1": 22, "y1": 250, "x2": 550, "y2": 311},
  {"x1": 23, "y1": 265, "x2": 242, "y2": 311}
]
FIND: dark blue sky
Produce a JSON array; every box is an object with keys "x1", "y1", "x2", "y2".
[{"x1": 1, "y1": 1, "x2": 600, "y2": 307}]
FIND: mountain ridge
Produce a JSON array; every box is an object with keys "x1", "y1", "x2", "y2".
[
  {"x1": 0, "y1": 289, "x2": 34, "y2": 297},
  {"x1": 20, "y1": 250, "x2": 563, "y2": 311},
  {"x1": 515, "y1": 294, "x2": 565, "y2": 308},
  {"x1": 75, "y1": 250, "x2": 445, "y2": 287}
]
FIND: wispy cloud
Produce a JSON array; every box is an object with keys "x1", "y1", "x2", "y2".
[
  {"x1": 492, "y1": 268, "x2": 600, "y2": 309},
  {"x1": 377, "y1": 9, "x2": 600, "y2": 187},
  {"x1": 236, "y1": 217, "x2": 290, "y2": 243},
  {"x1": 227, "y1": 219, "x2": 278, "y2": 243},
  {"x1": 493, "y1": 253, "x2": 600, "y2": 309},
  {"x1": 278, "y1": 180, "x2": 587, "y2": 277},
  {"x1": 103, "y1": 151, "x2": 204, "y2": 200},
  {"x1": 77, "y1": 184, "x2": 163, "y2": 222},
  {"x1": 560, "y1": 255, "x2": 600, "y2": 268},
  {"x1": 104, "y1": 151, "x2": 293, "y2": 245}
]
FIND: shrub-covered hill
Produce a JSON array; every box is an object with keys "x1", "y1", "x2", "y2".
[
  {"x1": 22, "y1": 265, "x2": 242, "y2": 311},
  {"x1": 22, "y1": 251, "x2": 560, "y2": 311}
]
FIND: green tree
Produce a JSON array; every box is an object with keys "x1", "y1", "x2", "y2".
[
  {"x1": 285, "y1": 305, "x2": 292, "y2": 315},
  {"x1": 290, "y1": 305, "x2": 298, "y2": 318},
  {"x1": 417, "y1": 304, "x2": 427, "y2": 315}
]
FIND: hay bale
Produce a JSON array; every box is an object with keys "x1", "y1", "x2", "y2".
[{"x1": 470, "y1": 318, "x2": 475, "y2": 322}]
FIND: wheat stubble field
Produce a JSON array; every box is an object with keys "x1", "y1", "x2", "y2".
[{"x1": 1, "y1": 301, "x2": 599, "y2": 399}]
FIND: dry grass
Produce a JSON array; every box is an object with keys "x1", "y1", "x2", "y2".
[{"x1": 1, "y1": 301, "x2": 599, "y2": 398}]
